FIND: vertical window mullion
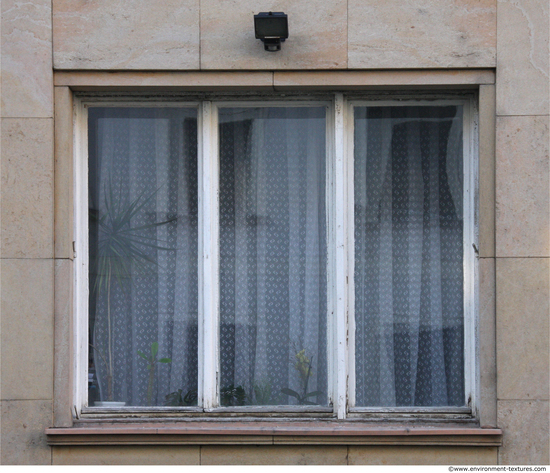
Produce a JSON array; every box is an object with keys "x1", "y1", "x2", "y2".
[
  {"x1": 76, "y1": 99, "x2": 90, "y2": 413},
  {"x1": 199, "y1": 101, "x2": 220, "y2": 409},
  {"x1": 346, "y1": 101, "x2": 356, "y2": 410},
  {"x1": 463, "y1": 99, "x2": 478, "y2": 413},
  {"x1": 333, "y1": 93, "x2": 349, "y2": 419},
  {"x1": 326, "y1": 103, "x2": 335, "y2": 410}
]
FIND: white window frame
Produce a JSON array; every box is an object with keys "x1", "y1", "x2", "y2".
[
  {"x1": 344, "y1": 97, "x2": 479, "y2": 419},
  {"x1": 73, "y1": 93, "x2": 478, "y2": 421}
]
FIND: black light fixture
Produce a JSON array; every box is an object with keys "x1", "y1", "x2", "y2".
[{"x1": 254, "y1": 11, "x2": 289, "y2": 52}]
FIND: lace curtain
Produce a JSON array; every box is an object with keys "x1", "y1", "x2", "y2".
[
  {"x1": 354, "y1": 105, "x2": 465, "y2": 407},
  {"x1": 88, "y1": 107, "x2": 198, "y2": 406},
  {"x1": 88, "y1": 103, "x2": 465, "y2": 408},
  {"x1": 218, "y1": 107, "x2": 328, "y2": 406},
  {"x1": 88, "y1": 106, "x2": 328, "y2": 407}
]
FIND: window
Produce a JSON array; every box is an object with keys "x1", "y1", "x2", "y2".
[{"x1": 77, "y1": 94, "x2": 477, "y2": 419}]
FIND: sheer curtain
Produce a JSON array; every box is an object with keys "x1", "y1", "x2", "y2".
[
  {"x1": 219, "y1": 107, "x2": 328, "y2": 406},
  {"x1": 354, "y1": 105, "x2": 465, "y2": 407},
  {"x1": 88, "y1": 107, "x2": 198, "y2": 406}
]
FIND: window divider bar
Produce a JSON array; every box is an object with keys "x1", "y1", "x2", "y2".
[
  {"x1": 463, "y1": 98, "x2": 479, "y2": 415},
  {"x1": 345, "y1": 100, "x2": 356, "y2": 410},
  {"x1": 74, "y1": 97, "x2": 90, "y2": 415},
  {"x1": 72, "y1": 99, "x2": 89, "y2": 417},
  {"x1": 333, "y1": 93, "x2": 349, "y2": 419},
  {"x1": 198, "y1": 101, "x2": 220, "y2": 409}
]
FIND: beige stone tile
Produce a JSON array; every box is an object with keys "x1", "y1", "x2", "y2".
[
  {"x1": 496, "y1": 258, "x2": 549, "y2": 400},
  {"x1": 53, "y1": 445, "x2": 200, "y2": 465},
  {"x1": 1, "y1": 118, "x2": 54, "y2": 258},
  {"x1": 348, "y1": 0, "x2": 496, "y2": 69},
  {"x1": 498, "y1": 400, "x2": 549, "y2": 465},
  {"x1": 1, "y1": 400, "x2": 52, "y2": 464},
  {"x1": 54, "y1": 87, "x2": 74, "y2": 259},
  {"x1": 348, "y1": 446, "x2": 497, "y2": 465},
  {"x1": 54, "y1": 71, "x2": 274, "y2": 90},
  {"x1": 496, "y1": 0, "x2": 549, "y2": 116},
  {"x1": 200, "y1": 0, "x2": 347, "y2": 70},
  {"x1": 1, "y1": 0, "x2": 53, "y2": 118},
  {"x1": 496, "y1": 116, "x2": 549, "y2": 257},
  {"x1": 1, "y1": 259, "x2": 54, "y2": 400},
  {"x1": 479, "y1": 85, "x2": 496, "y2": 258},
  {"x1": 201, "y1": 445, "x2": 348, "y2": 465},
  {"x1": 53, "y1": 0, "x2": 200, "y2": 70},
  {"x1": 480, "y1": 258, "x2": 497, "y2": 427},
  {"x1": 273, "y1": 70, "x2": 495, "y2": 89},
  {"x1": 53, "y1": 259, "x2": 73, "y2": 427}
]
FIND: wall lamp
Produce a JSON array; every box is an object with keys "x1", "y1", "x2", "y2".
[{"x1": 254, "y1": 12, "x2": 288, "y2": 52}]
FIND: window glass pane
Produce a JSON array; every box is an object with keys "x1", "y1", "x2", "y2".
[
  {"x1": 88, "y1": 107, "x2": 198, "y2": 407},
  {"x1": 354, "y1": 105, "x2": 465, "y2": 407},
  {"x1": 219, "y1": 107, "x2": 328, "y2": 407}
]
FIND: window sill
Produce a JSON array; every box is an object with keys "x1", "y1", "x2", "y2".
[{"x1": 46, "y1": 422, "x2": 502, "y2": 446}]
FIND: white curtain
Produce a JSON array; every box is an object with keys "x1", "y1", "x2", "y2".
[
  {"x1": 89, "y1": 107, "x2": 198, "y2": 406},
  {"x1": 218, "y1": 107, "x2": 328, "y2": 406},
  {"x1": 354, "y1": 105, "x2": 465, "y2": 407}
]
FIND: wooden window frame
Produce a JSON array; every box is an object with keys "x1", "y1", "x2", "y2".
[{"x1": 71, "y1": 91, "x2": 479, "y2": 423}]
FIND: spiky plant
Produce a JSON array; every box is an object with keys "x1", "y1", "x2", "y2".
[{"x1": 90, "y1": 178, "x2": 175, "y2": 402}]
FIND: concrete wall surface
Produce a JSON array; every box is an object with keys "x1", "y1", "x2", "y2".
[{"x1": 1, "y1": 0, "x2": 548, "y2": 465}]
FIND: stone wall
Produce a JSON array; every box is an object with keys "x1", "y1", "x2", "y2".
[
  {"x1": 1, "y1": 0, "x2": 548, "y2": 465},
  {"x1": 1, "y1": 0, "x2": 55, "y2": 465},
  {"x1": 494, "y1": 0, "x2": 549, "y2": 464}
]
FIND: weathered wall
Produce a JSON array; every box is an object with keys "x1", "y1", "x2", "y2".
[
  {"x1": 494, "y1": 0, "x2": 549, "y2": 464},
  {"x1": 1, "y1": 0, "x2": 55, "y2": 465},
  {"x1": 51, "y1": 445, "x2": 498, "y2": 465},
  {"x1": 51, "y1": 0, "x2": 496, "y2": 70},
  {"x1": 1, "y1": 0, "x2": 548, "y2": 465}
]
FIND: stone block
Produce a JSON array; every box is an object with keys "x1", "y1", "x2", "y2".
[
  {"x1": 480, "y1": 257, "x2": 497, "y2": 427},
  {"x1": 53, "y1": 71, "x2": 274, "y2": 90},
  {"x1": 273, "y1": 70, "x2": 495, "y2": 89},
  {"x1": 1, "y1": 400, "x2": 52, "y2": 464},
  {"x1": 496, "y1": 258, "x2": 549, "y2": 400},
  {"x1": 348, "y1": 446, "x2": 497, "y2": 465},
  {"x1": 498, "y1": 400, "x2": 549, "y2": 465},
  {"x1": 53, "y1": 0, "x2": 200, "y2": 70},
  {"x1": 54, "y1": 87, "x2": 74, "y2": 259},
  {"x1": 200, "y1": 445, "x2": 348, "y2": 465},
  {"x1": 496, "y1": 116, "x2": 549, "y2": 257},
  {"x1": 52, "y1": 445, "x2": 200, "y2": 465},
  {"x1": 53, "y1": 259, "x2": 73, "y2": 427},
  {"x1": 1, "y1": 259, "x2": 54, "y2": 400},
  {"x1": 1, "y1": 118, "x2": 54, "y2": 259},
  {"x1": 200, "y1": 0, "x2": 347, "y2": 70},
  {"x1": 1, "y1": 0, "x2": 53, "y2": 117},
  {"x1": 348, "y1": 0, "x2": 496, "y2": 69},
  {"x1": 479, "y1": 85, "x2": 496, "y2": 258},
  {"x1": 496, "y1": 0, "x2": 549, "y2": 116}
]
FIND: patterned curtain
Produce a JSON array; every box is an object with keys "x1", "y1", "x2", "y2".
[
  {"x1": 88, "y1": 107, "x2": 198, "y2": 406},
  {"x1": 354, "y1": 105, "x2": 465, "y2": 407},
  {"x1": 218, "y1": 107, "x2": 328, "y2": 406}
]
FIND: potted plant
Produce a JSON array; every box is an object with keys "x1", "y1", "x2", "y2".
[
  {"x1": 138, "y1": 342, "x2": 172, "y2": 406},
  {"x1": 281, "y1": 348, "x2": 323, "y2": 405},
  {"x1": 90, "y1": 178, "x2": 175, "y2": 406}
]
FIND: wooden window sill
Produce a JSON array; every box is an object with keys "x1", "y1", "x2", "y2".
[{"x1": 46, "y1": 422, "x2": 502, "y2": 446}]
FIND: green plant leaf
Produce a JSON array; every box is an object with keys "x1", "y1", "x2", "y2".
[
  {"x1": 137, "y1": 350, "x2": 148, "y2": 361},
  {"x1": 151, "y1": 342, "x2": 158, "y2": 356},
  {"x1": 159, "y1": 358, "x2": 171, "y2": 363},
  {"x1": 280, "y1": 388, "x2": 301, "y2": 398}
]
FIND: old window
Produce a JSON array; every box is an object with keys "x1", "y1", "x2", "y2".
[{"x1": 77, "y1": 94, "x2": 477, "y2": 419}]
